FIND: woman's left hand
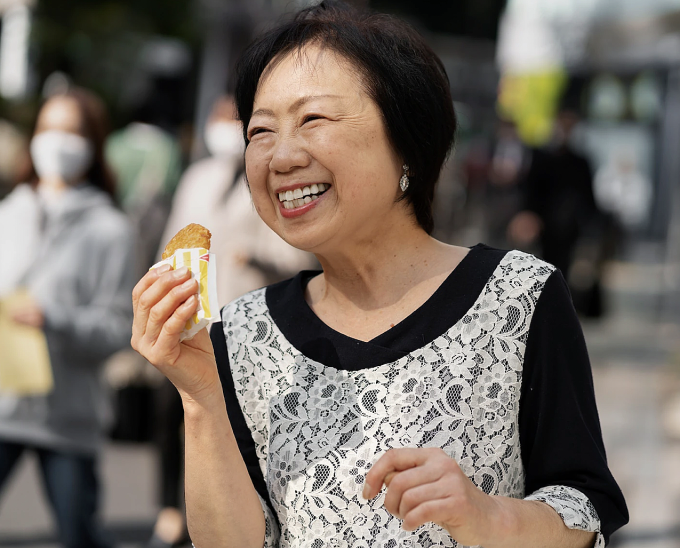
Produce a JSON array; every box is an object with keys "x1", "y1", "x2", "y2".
[
  {"x1": 11, "y1": 298, "x2": 45, "y2": 328},
  {"x1": 363, "y1": 447, "x2": 508, "y2": 546}
]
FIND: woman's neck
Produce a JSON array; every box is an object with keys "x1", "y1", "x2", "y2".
[
  {"x1": 37, "y1": 176, "x2": 69, "y2": 194},
  {"x1": 308, "y1": 225, "x2": 465, "y2": 313}
]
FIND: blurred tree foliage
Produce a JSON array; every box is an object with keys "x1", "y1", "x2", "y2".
[
  {"x1": 4, "y1": 0, "x2": 507, "y2": 132},
  {"x1": 14, "y1": 0, "x2": 201, "y2": 129},
  {"x1": 370, "y1": 0, "x2": 507, "y2": 40}
]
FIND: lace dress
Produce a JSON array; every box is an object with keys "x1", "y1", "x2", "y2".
[{"x1": 212, "y1": 246, "x2": 628, "y2": 547}]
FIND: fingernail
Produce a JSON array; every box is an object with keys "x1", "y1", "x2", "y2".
[
  {"x1": 362, "y1": 483, "x2": 371, "y2": 500},
  {"x1": 181, "y1": 278, "x2": 195, "y2": 290},
  {"x1": 156, "y1": 264, "x2": 171, "y2": 274},
  {"x1": 172, "y1": 266, "x2": 189, "y2": 278}
]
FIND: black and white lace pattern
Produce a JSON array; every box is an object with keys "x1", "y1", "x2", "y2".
[
  {"x1": 223, "y1": 251, "x2": 602, "y2": 547},
  {"x1": 526, "y1": 486, "x2": 604, "y2": 547}
]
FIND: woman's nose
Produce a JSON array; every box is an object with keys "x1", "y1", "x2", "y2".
[{"x1": 268, "y1": 135, "x2": 310, "y2": 174}]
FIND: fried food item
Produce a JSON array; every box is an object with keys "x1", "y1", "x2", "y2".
[{"x1": 162, "y1": 223, "x2": 212, "y2": 260}]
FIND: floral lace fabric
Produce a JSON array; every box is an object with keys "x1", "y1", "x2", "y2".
[
  {"x1": 222, "y1": 251, "x2": 602, "y2": 547},
  {"x1": 526, "y1": 486, "x2": 604, "y2": 547}
]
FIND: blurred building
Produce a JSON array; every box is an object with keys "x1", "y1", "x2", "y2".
[
  {"x1": 497, "y1": 0, "x2": 680, "y2": 235},
  {"x1": 496, "y1": 0, "x2": 680, "y2": 322},
  {"x1": 0, "y1": 0, "x2": 34, "y2": 101}
]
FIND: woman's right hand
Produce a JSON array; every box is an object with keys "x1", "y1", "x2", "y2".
[{"x1": 131, "y1": 264, "x2": 220, "y2": 404}]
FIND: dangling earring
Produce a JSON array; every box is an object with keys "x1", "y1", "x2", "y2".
[{"x1": 399, "y1": 164, "x2": 409, "y2": 192}]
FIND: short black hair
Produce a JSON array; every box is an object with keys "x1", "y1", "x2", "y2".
[{"x1": 235, "y1": 0, "x2": 456, "y2": 234}]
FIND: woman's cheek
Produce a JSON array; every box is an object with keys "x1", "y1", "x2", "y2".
[
  {"x1": 245, "y1": 141, "x2": 265, "y2": 168},
  {"x1": 250, "y1": 184, "x2": 274, "y2": 216},
  {"x1": 307, "y1": 125, "x2": 339, "y2": 155},
  {"x1": 246, "y1": 144, "x2": 272, "y2": 182}
]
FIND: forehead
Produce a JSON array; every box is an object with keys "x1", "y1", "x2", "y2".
[
  {"x1": 36, "y1": 96, "x2": 84, "y2": 133},
  {"x1": 254, "y1": 45, "x2": 366, "y2": 107}
]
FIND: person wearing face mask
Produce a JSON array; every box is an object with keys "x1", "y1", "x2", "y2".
[
  {"x1": 0, "y1": 88, "x2": 136, "y2": 548},
  {"x1": 146, "y1": 95, "x2": 314, "y2": 548}
]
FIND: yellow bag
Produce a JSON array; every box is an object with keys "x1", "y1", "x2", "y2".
[{"x1": 0, "y1": 289, "x2": 53, "y2": 394}]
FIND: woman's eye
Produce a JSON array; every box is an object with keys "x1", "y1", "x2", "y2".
[
  {"x1": 248, "y1": 127, "x2": 269, "y2": 138},
  {"x1": 302, "y1": 114, "x2": 324, "y2": 124}
]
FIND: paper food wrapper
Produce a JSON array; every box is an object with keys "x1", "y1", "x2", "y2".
[{"x1": 151, "y1": 248, "x2": 219, "y2": 341}]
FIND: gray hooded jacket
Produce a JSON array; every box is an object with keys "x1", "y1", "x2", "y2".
[{"x1": 0, "y1": 183, "x2": 136, "y2": 454}]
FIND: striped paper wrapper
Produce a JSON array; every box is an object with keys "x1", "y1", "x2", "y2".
[{"x1": 150, "y1": 247, "x2": 219, "y2": 341}]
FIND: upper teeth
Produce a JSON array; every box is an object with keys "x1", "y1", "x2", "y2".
[{"x1": 278, "y1": 183, "x2": 329, "y2": 209}]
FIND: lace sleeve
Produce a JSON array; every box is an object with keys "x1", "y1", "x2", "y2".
[
  {"x1": 525, "y1": 485, "x2": 604, "y2": 547},
  {"x1": 256, "y1": 491, "x2": 280, "y2": 548}
]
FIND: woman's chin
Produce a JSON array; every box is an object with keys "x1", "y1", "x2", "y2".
[
  {"x1": 281, "y1": 233, "x2": 324, "y2": 255},
  {"x1": 273, "y1": 223, "x2": 331, "y2": 255}
]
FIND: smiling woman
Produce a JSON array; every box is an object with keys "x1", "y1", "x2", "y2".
[
  {"x1": 237, "y1": 9, "x2": 456, "y2": 239},
  {"x1": 243, "y1": 46, "x2": 409, "y2": 253},
  {"x1": 130, "y1": 2, "x2": 628, "y2": 548}
]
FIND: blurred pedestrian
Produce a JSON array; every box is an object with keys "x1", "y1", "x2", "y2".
[
  {"x1": 0, "y1": 88, "x2": 136, "y2": 548},
  {"x1": 106, "y1": 100, "x2": 183, "y2": 275},
  {"x1": 147, "y1": 95, "x2": 314, "y2": 548},
  {"x1": 484, "y1": 117, "x2": 529, "y2": 249},
  {"x1": 594, "y1": 150, "x2": 652, "y2": 231},
  {"x1": 508, "y1": 109, "x2": 610, "y2": 317},
  {"x1": 508, "y1": 109, "x2": 600, "y2": 279}
]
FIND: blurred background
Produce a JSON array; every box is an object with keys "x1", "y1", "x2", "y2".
[{"x1": 0, "y1": 0, "x2": 679, "y2": 546}]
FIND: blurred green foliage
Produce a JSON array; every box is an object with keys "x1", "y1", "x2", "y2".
[{"x1": 6, "y1": 0, "x2": 201, "y2": 131}]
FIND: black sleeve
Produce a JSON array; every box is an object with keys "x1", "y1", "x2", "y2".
[
  {"x1": 519, "y1": 270, "x2": 629, "y2": 543},
  {"x1": 209, "y1": 320, "x2": 274, "y2": 513}
]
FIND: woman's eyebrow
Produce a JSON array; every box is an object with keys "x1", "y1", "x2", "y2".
[
  {"x1": 289, "y1": 94, "x2": 341, "y2": 112},
  {"x1": 251, "y1": 94, "x2": 342, "y2": 119},
  {"x1": 251, "y1": 107, "x2": 275, "y2": 118}
]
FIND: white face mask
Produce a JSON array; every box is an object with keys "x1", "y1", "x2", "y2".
[
  {"x1": 30, "y1": 130, "x2": 94, "y2": 182},
  {"x1": 204, "y1": 121, "x2": 245, "y2": 160}
]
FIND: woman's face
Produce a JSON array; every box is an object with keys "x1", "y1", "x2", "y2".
[
  {"x1": 31, "y1": 96, "x2": 94, "y2": 185},
  {"x1": 245, "y1": 45, "x2": 406, "y2": 254}
]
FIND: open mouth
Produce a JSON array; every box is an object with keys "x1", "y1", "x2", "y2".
[{"x1": 278, "y1": 183, "x2": 329, "y2": 210}]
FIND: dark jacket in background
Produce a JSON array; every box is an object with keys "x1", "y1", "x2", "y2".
[{"x1": 524, "y1": 145, "x2": 599, "y2": 274}]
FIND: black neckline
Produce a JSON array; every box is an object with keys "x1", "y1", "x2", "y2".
[{"x1": 266, "y1": 244, "x2": 507, "y2": 371}]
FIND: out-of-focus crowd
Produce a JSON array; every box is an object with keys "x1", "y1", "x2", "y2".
[{"x1": 435, "y1": 107, "x2": 636, "y2": 321}]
